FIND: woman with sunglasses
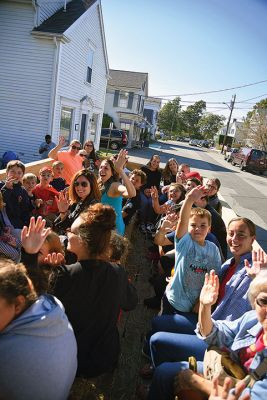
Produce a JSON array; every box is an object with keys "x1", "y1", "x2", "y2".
[
  {"x1": 48, "y1": 136, "x2": 83, "y2": 185},
  {"x1": 82, "y1": 140, "x2": 101, "y2": 173},
  {"x1": 22, "y1": 206, "x2": 137, "y2": 378},
  {"x1": 98, "y1": 150, "x2": 136, "y2": 235},
  {"x1": 53, "y1": 169, "x2": 100, "y2": 234}
]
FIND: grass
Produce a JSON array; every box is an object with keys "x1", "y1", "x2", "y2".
[{"x1": 97, "y1": 148, "x2": 118, "y2": 158}]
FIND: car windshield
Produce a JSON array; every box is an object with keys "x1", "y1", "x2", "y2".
[{"x1": 251, "y1": 150, "x2": 266, "y2": 160}]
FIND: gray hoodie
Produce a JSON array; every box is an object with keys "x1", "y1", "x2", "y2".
[{"x1": 0, "y1": 294, "x2": 77, "y2": 400}]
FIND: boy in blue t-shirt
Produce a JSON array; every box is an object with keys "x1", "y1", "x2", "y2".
[{"x1": 165, "y1": 185, "x2": 221, "y2": 314}]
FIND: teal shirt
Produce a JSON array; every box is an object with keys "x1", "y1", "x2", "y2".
[{"x1": 101, "y1": 191, "x2": 125, "y2": 236}]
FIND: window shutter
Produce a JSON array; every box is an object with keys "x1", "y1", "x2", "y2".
[
  {"x1": 127, "y1": 92, "x2": 134, "y2": 109},
  {"x1": 113, "y1": 90, "x2": 119, "y2": 107}
]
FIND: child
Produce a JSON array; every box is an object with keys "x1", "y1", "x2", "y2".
[
  {"x1": 0, "y1": 192, "x2": 21, "y2": 262},
  {"x1": 122, "y1": 169, "x2": 147, "y2": 226},
  {"x1": 51, "y1": 161, "x2": 68, "y2": 192},
  {"x1": 33, "y1": 167, "x2": 59, "y2": 222},
  {"x1": 22, "y1": 173, "x2": 43, "y2": 213},
  {"x1": 151, "y1": 183, "x2": 185, "y2": 215},
  {"x1": 164, "y1": 185, "x2": 222, "y2": 314},
  {"x1": 0, "y1": 160, "x2": 32, "y2": 228}
]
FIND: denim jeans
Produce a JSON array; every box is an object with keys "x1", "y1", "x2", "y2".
[
  {"x1": 148, "y1": 360, "x2": 204, "y2": 400},
  {"x1": 150, "y1": 331, "x2": 207, "y2": 367}
]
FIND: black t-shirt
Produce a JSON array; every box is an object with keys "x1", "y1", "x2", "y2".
[{"x1": 141, "y1": 166, "x2": 161, "y2": 190}]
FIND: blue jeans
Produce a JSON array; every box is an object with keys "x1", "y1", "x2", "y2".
[
  {"x1": 148, "y1": 361, "x2": 204, "y2": 400},
  {"x1": 143, "y1": 309, "x2": 198, "y2": 357},
  {"x1": 150, "y1": 331, "x2": 207, "y2": 367}
]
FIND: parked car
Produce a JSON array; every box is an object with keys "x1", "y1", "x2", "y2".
[
  {"x1": 189, "y1": 139, "x2": 198, "y2": 146},
  {"x1": 231, "y1": 147, "x2": 267, "y2": 174},
  {"x1": 224, "y1": 147, "x2": 238, "y2": 162},
  {"x1": 100, "y1": 128, "x2": 128, "y2": 150}
]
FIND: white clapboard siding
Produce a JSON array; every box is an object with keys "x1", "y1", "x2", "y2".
[
  {"x1": 53, "y1": 1, "x2": 108, "y2": 147},
  {"x1": 0, "y1": 1, "x2": 54, "y2": 163},
  {"x1": 38, "y1": 0, "x2": 71, "y2": 25}
]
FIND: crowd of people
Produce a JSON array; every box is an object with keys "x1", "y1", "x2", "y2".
[{"x1": 0, "y1": 136, "x2": 267, "y2": 400}]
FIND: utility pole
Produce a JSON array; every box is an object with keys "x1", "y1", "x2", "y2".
[{"x1": 220, "y1": 94, "x2": 236, "y2": 154}]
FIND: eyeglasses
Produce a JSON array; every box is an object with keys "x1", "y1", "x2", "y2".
[
  {"x1": 85, "y1": 144, "x2": 93, "y2": 147},
  {"x1": 71, "y1": 145, "x2": 81, "y2": 150},
  {"x1": 74, "y1": 181, "x2": 89, "y2": 187},
  {"x1": 256, "y1": 297, "x2": 267, "y2": 308}
]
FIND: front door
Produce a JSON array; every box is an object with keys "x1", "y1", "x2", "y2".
[{"x1": 80, "y1": 114, "x2": 87, "y2": 145}]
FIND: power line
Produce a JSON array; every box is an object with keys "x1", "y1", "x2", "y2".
[{"x1": 154, "y1": 79, "x2": 267, "y2": 97}]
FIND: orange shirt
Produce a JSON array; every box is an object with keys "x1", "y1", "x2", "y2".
[{"x1": 57, "y1": 151, "x2": 83, "y2": 185}]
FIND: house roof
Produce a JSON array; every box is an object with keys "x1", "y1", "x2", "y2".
[
  {"x1": 33, "y1": 0, "x2": 97, "y2": 35},
  {"x1": 108, "y1": 69, "x2": 148, "y2": 92}
]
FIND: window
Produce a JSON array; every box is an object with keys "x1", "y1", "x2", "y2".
[
  {"x1": 60, "y1": 107, "x2": 73, "y2": 144},
  {"x1": 119, "y1": 92, "x2": 129, "y2": 108},
  {"x1": 120, "y1": 122, "x2": 131, "y2": 132},
  {"x1": 86, "y1": 49, "x2": 94, "y2": 83}
]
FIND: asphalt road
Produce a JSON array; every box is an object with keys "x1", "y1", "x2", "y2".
[{"x1": 127, "y1": 140, "x2": 267, "y2": 252}]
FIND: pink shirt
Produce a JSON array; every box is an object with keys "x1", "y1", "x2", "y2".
[{"x1": 57, "y1": 151, "x2": 83, "y2": 185}]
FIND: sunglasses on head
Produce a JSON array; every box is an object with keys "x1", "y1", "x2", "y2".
[
  {"x1": 71, "y1": 145, "x2": 81, "y2": 150},
  {"x1": 74, "y1": 181, "x2": 89, "y2": 187},
  {"x1": 256, "y1": 297, "x2": 267, "y2": 307}
]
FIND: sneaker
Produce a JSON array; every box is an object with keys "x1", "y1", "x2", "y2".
[{"x1": 139, "y1": 223, "x2": 147, "y2": 234}]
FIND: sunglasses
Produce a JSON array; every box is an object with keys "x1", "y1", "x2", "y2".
[
  {"x1": 256, "y1": 297, "x2": 267, "y2": 307},
  {"x1": 85, "y1": 144, "x2": 93, "y2": 147},
  {"x1": 71, "y1": 145, "x2": 81, "y2": 150},
  {"x1": 74, "y1": 181, "x2": 89, "y2": 187}
]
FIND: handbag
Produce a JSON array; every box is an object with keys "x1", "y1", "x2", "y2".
[{"x1": 203, "y1": 346, "x2": 246, "y2": 385}]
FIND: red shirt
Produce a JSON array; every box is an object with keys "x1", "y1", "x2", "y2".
[
  {"x1": 239, "y1": 330, "x2": 265, "y2": 371},
  {"x1": 217, "y1": 261, "x2": 236, "y2": 304},
  {"x1": 33, "y1": 184, "x2": 59, "y2": 215}
]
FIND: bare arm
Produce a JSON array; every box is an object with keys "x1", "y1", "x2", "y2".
[
  {"x1": 111, "y1": 150, "x2": 136, "y2": 198},
  {"x1": 48, "y1": 136, "x2": 65, "y2": 160},
  {"x1": 198, "y1": 270, "x2": 219, "y2": 337},
  {"x1": 154, "y1": 218, "x2": 176, "y2": 246}
]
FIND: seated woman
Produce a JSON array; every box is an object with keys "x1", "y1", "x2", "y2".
[
  {"x1": 82, "y1": 140, "x2": 101, "y2": 174},
  {"x1": 53, "y1": 169, "x2": 100, "y2": 234},
  {"x1": 147, "y1": 269, "x2": 267, "y2": 400},
  {"x1": 98, "y1": 150, "x2": 136, "y2": 236},
  {"x1": 22, "y1": 206, "x2": 138, "y2": 378},
  {"x1": 140, "y1": 155, "x2": 162, "y2": 234},
  {"x1": 160, "y1": 158, "x2": 179, "y2": 202},
  {"x1": 0, "y1": 258, "x2": 77, "y2": 400}
]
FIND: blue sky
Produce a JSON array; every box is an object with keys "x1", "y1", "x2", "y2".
[{"x1": 101, "y1": 0, "x2": 267, "y2": 121}]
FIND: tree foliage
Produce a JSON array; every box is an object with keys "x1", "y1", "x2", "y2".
[
  {"x1": 180, "y1": 100, "x2": 206, "y2": 135},
  {"x1": 158, "y1": 97, "x2": 183, "y2": 134},
  {"x1": 102, "y1": 113, "x2": 114, "y2": 128},
  {"x1": 243, "y1": 99, "x2": 267, "y2": 151},
  {"x1": 197, "y1": 113, "x2": 225, "y2": 139}
]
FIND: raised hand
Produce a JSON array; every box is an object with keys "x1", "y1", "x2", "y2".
[
  {"x1": 199, "y1": 270, "x2": 219, "y2": 306},
  {"x1": 114, "y1": 149, "x2": 128, "y2": 173},
  {"x1": 187, "y1": 185, "x2": 208, "y2": 201},
  {"x1": 21, "y1": 216, "x2": 51, "y2": 254},
  {"x1": 5, "y1": 177, "x2": 17, "y2": 189},
  {"x1": 245, "y1": 248, "x2": 267, "y2": 279},
  {"x1": 43, "y1": 252, "x2": 65, "y2": 266},
  {"x1": 55, "y1": 191, "x2": 70, "y2": 213},
  {"x1": 209, "y1": 377, "x2": 250, "y2": 400},
  {"x1": 150, "y1": 186, "x2": 159, "y2": 200}
]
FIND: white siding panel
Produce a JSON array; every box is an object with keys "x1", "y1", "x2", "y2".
[
  {"x1": 0, "y1": 2, "x2": 55, "y2": 163},
  {"x1": 53, "y1": 1, "x2": 107, "y2": 149},
  {"x1": 38, "y1": 0, "x2": 71, "y2": 25}
]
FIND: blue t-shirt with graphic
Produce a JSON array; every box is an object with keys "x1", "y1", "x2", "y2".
[{"x1": 166, "y1": 232, "x2": 222, "y2": 312}]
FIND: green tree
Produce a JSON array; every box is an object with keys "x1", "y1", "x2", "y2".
[
  {"x1": 198, "y1": 113, "x2": 225, "y2": 139},
  {"x1": 158, "y1": 97, "x2": 184, "y2": 134},
  {"x1": 102, "y1": 113, "x2": 114, "y2": 128},
  {"x1": 180, "y1": 100, "x2": 206, "y2": 135},
  {"x1": 242, "y1": 99, "x2": 267, "y2": 151}
]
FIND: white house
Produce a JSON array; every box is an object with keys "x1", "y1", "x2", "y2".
[
  {"x1": 215, "y1": 119, "x2": 244, "y2": 146},
  {"x1": 0, "y1": 0, "x2": 109, "y2": 163},
  {"x1": 104, "y1": 69, "x2": 148, "y2": 147},
  {"x1": 143, "y1": 96, "x2": 161, "y2": 139}
]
